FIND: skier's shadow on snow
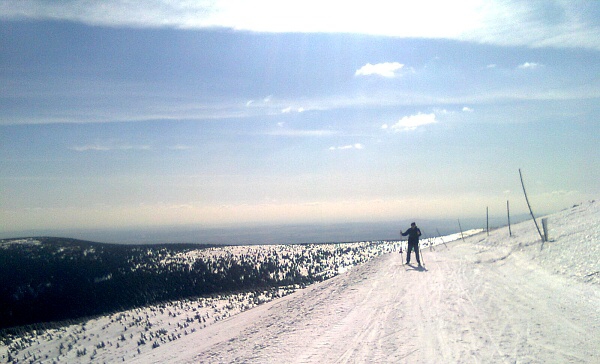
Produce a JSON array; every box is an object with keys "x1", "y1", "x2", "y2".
[{"x1": 405, "y1": 264, "x2": 428, "y2": 272}]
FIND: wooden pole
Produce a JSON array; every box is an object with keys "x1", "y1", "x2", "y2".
[
  {"x1": 486, "y1": 206, "x2": 489, "y2": 236},
  {"x1": 458, "y1": 219, "x2": 465, "y2": 242},
  {"x1": 519, "y1": 168, "x2": 544, "y2": 242},
  {"x1": 507, "y1": 200, "x2": 512, "y2": 237},
  {"x1": 542, "y1": 218, "x2": 548, "y2": 242}
]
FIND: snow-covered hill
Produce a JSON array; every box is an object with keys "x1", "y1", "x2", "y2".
[{"x1": 2, "y1": 201, "x2": 598, "y2": 363}]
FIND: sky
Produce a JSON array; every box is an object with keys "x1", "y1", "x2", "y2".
[{"x1": 1, "y1": 1, "x2": 599, "y2": 242}]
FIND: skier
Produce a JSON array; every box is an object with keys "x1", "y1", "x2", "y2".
[{"x1": 401, "y1": 222, "x2": 422, "y2": 266}]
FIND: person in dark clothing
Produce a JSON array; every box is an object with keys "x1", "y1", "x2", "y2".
[{"x1": 401, "y1": 222, "x2": 422, "y2": 266}]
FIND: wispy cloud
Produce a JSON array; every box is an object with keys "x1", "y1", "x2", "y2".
[
  {"x1": 462, "y1": 106, "x2": 474, "y2": 112},
  {"x1": 9, "y1": 80, "x2": 595, "y2": 127},
  {"x1": 168, "y1": 145, "x2": 194, "y2": 151},
  {"x1": 265, "y1": 129, "x2": 337, "y2": 137},
  {"x1": 329, "y1": 143, "x2": 364, "y2": 151},
  {"x1": 382, "y1": 112, "x2": 437, "y2": 132},
  {"x1": 3, "y1": 1, "x2": 599, "y2": 50},
  {"x1": 281, "y1": 106, "x2": 305, "y2": 113},
  {"x1": 70, "y1": 143, "x2": 151, "y2": 152},
  {"x1": 355, "y1": 62, "x2": 404, "y2": 78}
]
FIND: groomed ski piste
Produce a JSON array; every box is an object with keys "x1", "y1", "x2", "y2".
[{"x1": 2, "y1": 200, "x2": 599, "y2": 363}]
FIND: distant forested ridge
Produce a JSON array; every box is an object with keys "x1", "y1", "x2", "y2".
[{"x1": 0, "y1": 237, "x2": 395, "y2": 330}]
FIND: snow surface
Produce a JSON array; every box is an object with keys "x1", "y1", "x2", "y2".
[{"x1": 2, "y1": 201, "x2": 599, "y2": 363}]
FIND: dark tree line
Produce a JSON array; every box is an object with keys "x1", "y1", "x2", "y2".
[{"x1": 1, "y1": 237, "x2": 383, "y2": 331}]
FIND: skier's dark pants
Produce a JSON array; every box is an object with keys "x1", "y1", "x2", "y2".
[{"x1": 406, "y1": 241, "x2": 420, "y2": 264}]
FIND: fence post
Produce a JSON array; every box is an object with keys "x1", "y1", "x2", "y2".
[
  {"x1": 519, "y1": 168, "x2": 544, "y2": 242},
  {"x1": 486, "y1": 206, "x2": 489, "y2": 236},
  {"x1": 507, "y1": 200, "x2": 512, "y2": 237},
  {"x1": 542, "y1": 218, "x2": 548, "y2": 242}
]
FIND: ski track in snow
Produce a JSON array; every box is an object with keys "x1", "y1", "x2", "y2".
[
  {"x1": 3, "y1": 201, "x2": 599, "y2": 363},
  {"x1": 133, "y1": 201, "x2": 599, "y2": 363}
]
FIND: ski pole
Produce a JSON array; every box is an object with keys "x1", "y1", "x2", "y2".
[
  {"x1": 419, "y1": 230, "x2": 426, "y2": 266},
  {"x1": 399, "y1": 232, "x2": 405, "y2": 265},
  {"x1": 400, "y1": 246, "x2": 404, "y2": 265},
  {"x1": 436, "y1": 228, "x2": 449, "y2": 249}
]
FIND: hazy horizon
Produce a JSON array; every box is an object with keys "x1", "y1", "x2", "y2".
[{"x1": 1, "y1": 214, "x2": 534, "y2": 245}]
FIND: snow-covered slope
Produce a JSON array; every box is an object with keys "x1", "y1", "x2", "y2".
[
  {"x1": 135, "y1": 200, "x2": 600, "y2": 363},
  {"x1": 2, "y1": 201, "x2": 598, "y2": 363}
]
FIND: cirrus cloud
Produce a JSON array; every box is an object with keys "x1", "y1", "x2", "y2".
[
  {"x1": 69, "y1": 143, "x2": 151, "y2": 152},
  {"x1": 281, "y1": 106, "x2": 306, "y2": 113},
  {"x1": 329, "y1": 143, "x2": 364, "y2": 151},
  {"x1": 2, "y1": 1, "x2": 600, "y2": 51}
]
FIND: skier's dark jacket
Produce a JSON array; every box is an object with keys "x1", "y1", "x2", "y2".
[{"x1": 402, "y1": 226, "x2": 421, "y2": 244}]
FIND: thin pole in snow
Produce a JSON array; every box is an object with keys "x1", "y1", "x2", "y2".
[
  {"x1": 486, "y1": 206, "x2": 489, "y2": 236},
  {"x1": 519, "y1": 168, "x2": 544, "y2": 242},
  {"x1": 507, "y1": 200, "x2": 512, "y2": 237}
]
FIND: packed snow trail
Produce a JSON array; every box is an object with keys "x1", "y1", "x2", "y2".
[{"x1": 134, "y1": 235, "x2": 599, "y2": 363}]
